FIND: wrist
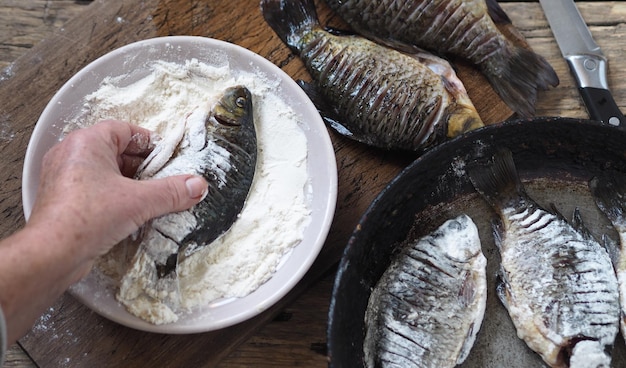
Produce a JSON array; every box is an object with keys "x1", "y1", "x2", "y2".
[{"x1": 0, "y1": 225, "x2": 92, "y2": 344}]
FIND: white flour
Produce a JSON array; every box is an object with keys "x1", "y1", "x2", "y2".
[{"x1": 69, "y1": 59, "x2": 311, "y2": 323}]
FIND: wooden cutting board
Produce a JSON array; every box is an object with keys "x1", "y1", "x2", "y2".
[{"x1": 0, "y1": 0, "x2": 529, "y2": 366}]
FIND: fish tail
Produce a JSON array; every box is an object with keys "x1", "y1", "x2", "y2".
[
  {"x1": 117, "y1": 248, "x2": 181, "y2": 322},
  {"x1": 117, "y1": 228, "x2": 182, "y2": 322},
  {"x1": 467, "y1": 148, "x2": 524, "y2": 208},
  {"x1": 486, "y1": 0, "x2": 511, "y2": 25},
  {"x1": 260, "y1": 0, "x2": 320, "y2": 54},
  {"x1": 483, "y1": 46, "x2": 559, "y2": 117}
]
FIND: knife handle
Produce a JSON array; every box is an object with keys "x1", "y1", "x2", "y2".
[{"x1": 579, "y1": 87, "x2": 626, "y2": 127}]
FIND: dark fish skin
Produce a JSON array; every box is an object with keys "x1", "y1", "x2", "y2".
[
  {"x1": 117, "y1": 86, "x2": 257, "y2": 321},
  {"x1": 147, "y1": 86, "x2": 257, "y2": 278},
  {"x1": 468, "y1": 149, "x2": 619, "y2": 368},
  {"x1": 180, "y1": 86, "x2": 257, "y2": 259},
  {"x1": 261, "y1": 0, "x2": 483, "y2": 151},
  {"x1": 590, "y1": 172, "x2": 626, "y2": 341},
  {"x1": 323, "y1": 0, "x2": 559, "y2": 118},
  {"x1": 364, "y1": 214, "x2": 486, "y2": 368}
]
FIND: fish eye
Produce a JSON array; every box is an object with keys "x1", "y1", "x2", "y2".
[{"x1": 236, "y1": 96, "x2": 246, "y2": 108}]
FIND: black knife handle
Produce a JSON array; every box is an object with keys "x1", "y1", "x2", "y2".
[{"x1": 579, "y1": 87, "x2": 626, "y2": 127}]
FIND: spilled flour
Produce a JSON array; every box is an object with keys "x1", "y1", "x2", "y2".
[{"x1": 66, "y1": 58, "x2": 311, "y2": 324}]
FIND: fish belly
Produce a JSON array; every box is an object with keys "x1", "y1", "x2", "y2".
[{"x1": 364, "y1": 214, "x2": 487, "y2": 367}]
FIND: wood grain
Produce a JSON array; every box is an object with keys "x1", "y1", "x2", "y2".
[
  {"x1": 1, "y1": 1, "x2": 625, "y2": 368},
  {"x1": 0, "y1": 0, "x2": 92, "y2": 70}
]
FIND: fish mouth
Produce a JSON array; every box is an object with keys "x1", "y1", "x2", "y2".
[{"x1": 208, "y1": 112, "x2": 242, "y2": 127}]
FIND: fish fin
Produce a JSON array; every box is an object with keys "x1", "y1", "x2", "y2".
[
  {"x1": 569, "y1": 207, "x2": 596, "y2": 241},
  {"x1": 297, "y1": 79, "x2": 355, "y2": 138},
  {"x1": 590, "y1": 173, "x2": 626, "y2": 264},
  {"x1": 467, "y1": 148, "x2": 524, "y2": 208},
  {"x1": 483, "y1": 46, "x2": 559, "y2": 117},
  {"x1": 601, "y1": 233, "x2": 621, "y2": 270},
  {"x1": 486, "y1": 0, "x2": 511, "y2": 24},
  {"x1": 590, "y1": 173, "x2": 626, "y2": 231},
  {"x1": 495, "y1": 269, "x2": 511, "y2": 309},
  {"x1": 324, "y1": 26, "x2": 356, "y2": 37},
  {"x1": 458, "y1": 270, "x2": 477, "y2": 308},
  {"x1": 492, "y1": 219, "x2": 505, "y2": 251},
  {"x1": 136, "y1": 117, "x2": 186, "y2": 179},
  {"x1": 260, "y1": 0, "x2": 319, "y2": 53}
]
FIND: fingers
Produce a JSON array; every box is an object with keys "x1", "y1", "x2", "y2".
[
  {"x1": 135, "y1": 175, "x2": 209, "y2": 220},
  {"x1": 90, "y1": 120, "x2": 158, "y2": 177},
  {"x1": 119, "y1": 154, "x2": 147, "y2": 177},
  {"x1": 91, "y1": 120, "x2": 155, "y2": 156}
]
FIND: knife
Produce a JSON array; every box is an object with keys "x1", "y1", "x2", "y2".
[{"x1": 539, "y1": 0, "x2": 625, "y2": 127}]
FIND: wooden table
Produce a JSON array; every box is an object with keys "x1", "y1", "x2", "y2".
[{"x1": 1, "y1": 1, "x2": 625, "y2": 367}]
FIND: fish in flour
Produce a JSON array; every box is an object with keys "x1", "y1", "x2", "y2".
[
  {"x1": 590, "y1": 172, "x2": 626, "y2": 342},
  {"x1": 117, "y1": 85, "x2": 257, "y2": 323},
  {"x1": 323, "y1": 0, "x2": 559, "y2": 118},
  {"x1": 261, "y1": 0, "x2": 483, "y2": 152},
  {"x1": 364, "y1": 214, "x2": 487, "y2": 368},
  {"x1": 468, "y1": 149, "x2": 619, "y2": 368}
]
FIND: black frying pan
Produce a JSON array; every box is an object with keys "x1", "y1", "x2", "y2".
[{"x1": 327, "y1": 117, "x2": 626, "y2": 367}]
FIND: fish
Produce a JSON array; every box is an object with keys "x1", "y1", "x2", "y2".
[
  {"x1": 467, "y1": 149, "x2": 620, "y2": 368},
  {"x1": 261, "y1": 0, "x2": 483, "y2": 152},
  {"x1": 363, "y1": 214, "x2": 487, "y2": 368},
  {"x1": 589, "y1": 172, "x2": 626, "y2": 342},
  {"x1": 323, "y1": 0, "x2": 559, "y2": 118},
  {"x1": 117, "y1": 85, "x2": 257, "y2": 323}
]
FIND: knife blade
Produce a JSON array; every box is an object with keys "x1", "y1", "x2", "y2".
[{"x1": 539, "y1": 0, "x2": 625, "y2": 126}]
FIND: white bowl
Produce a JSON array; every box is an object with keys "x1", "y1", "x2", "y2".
[{"x1": 22, "y1": 36, "x2": 337, "y2": 333}]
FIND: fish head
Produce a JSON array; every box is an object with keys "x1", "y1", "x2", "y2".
[
  {"x1": 208, "y1": 85, "x2": 253, "y2": 129},
  {"x1": 445, "y1": 101, "x2": 484, "y2": 138},
  {"x1": 206, "y1": 84, "x2": 257, "y2": 166}
]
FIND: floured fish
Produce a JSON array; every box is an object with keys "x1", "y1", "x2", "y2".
[
  {"x1": 468, "y1": 149, "x2": 619, "y2": 368},
  {"x1": 324, "y1": 0, "x2": 559, "y2": 117},
  {"x1": 364, "y1": 214, "x2": 487, "y2": 367},
  {"x1": 590, "y1": 172, "x2": 626, "y2": 341},
  {"x1": 117, "y1": 85, "x2": 257, "y2": 324},
  {"x1": 261, "y1": 0, "x2": 483, "y2": 152}
]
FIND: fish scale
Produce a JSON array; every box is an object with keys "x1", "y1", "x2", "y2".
[
  {"x1": 324, "y1": 0, "x2": 559, "y2": 117},
  {"x1": 261, "y1": 0, "x2": 483, "y2": 151},
  {"x1": 117, "y1": 85, "x2": 257, "y2": 324},
  {"x1": 304, "y1": 29, "x2": 446, "y2": 146},
  {"x1": 363, "y1": 214, "x2": 487, "y2": 368},
  {"x1": 469, "y1": 149, "x2": 619, "y2": 368}
]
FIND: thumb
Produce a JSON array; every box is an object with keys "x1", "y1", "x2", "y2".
[{"x1": 136, "y1": 175, "x2": 208, "y2": 220}]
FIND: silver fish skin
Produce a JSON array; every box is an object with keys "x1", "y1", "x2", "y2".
[
  {"x1": 117, "y1": 85, "x2": 257, "y2": 323},
  {"x1": 364, "y1": 214, "x2": 487, "y2": 368},
  {"x1": 468, "y1": 149, "x2": 619, "y2": 368},
  {"x1": 590, "y1": 172, "x2": 626, "y2": 343},
  {"x1": 261, "y1": 0, "x2": 483, "y2": 152},
  {"x1": 324, "y1": 0, "x2": 559, "y2": 118}
]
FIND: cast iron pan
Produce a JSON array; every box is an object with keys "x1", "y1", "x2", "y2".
[{"x1": 327, "y1": 117, "x2": 626, "y2": 367}]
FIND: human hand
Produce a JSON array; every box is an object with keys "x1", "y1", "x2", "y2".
[{"x1": 25, "y1": 120, "x2": 208, "y2": 281}]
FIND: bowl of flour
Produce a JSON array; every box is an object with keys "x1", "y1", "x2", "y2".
[{"x1": 22, "y1": 36, "x2": 337, "y2": 333}]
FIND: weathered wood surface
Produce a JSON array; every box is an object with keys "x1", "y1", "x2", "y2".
[{"x1": 1, "y1": 1, "x2": 626, "y2": 367}]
